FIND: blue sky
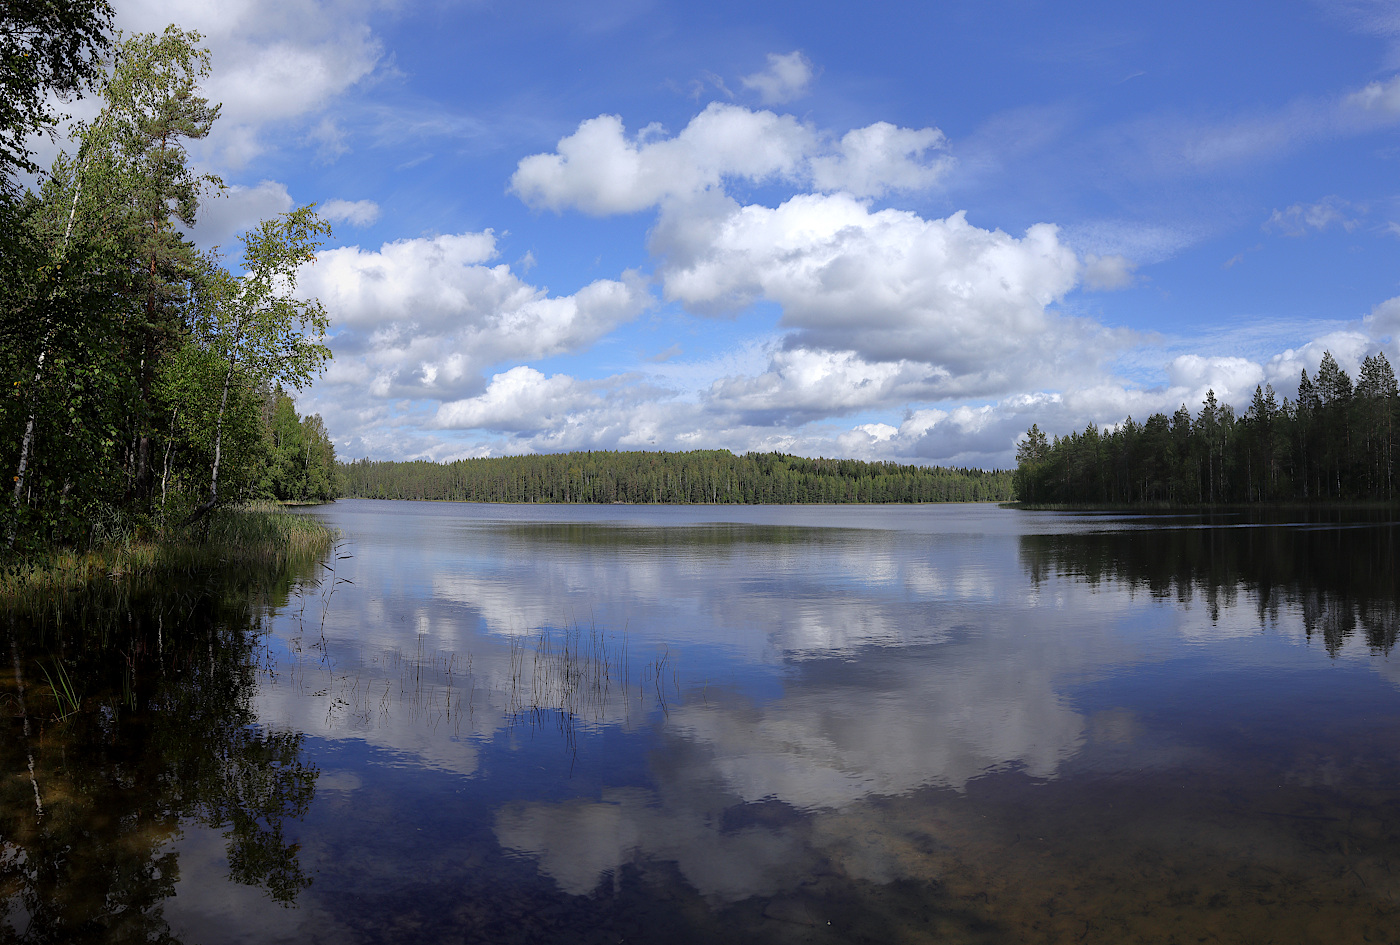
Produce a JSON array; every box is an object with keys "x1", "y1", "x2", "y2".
[{"x1": 88, "y1": 0, "x2": 1400, "y2": 465}]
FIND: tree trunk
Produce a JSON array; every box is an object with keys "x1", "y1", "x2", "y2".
[
  {"x1": 9, "y1": 148, "x2": 97, "y2": 546},
  {"x1": 183, "y1": 344, "x2": 239, "y2": 526},
  {"x1": 160, "y1": 406, "x2": 179, "y2": 515},
  {"x1": 7, "y1": 349, "x2": 50, "y2": 548}
]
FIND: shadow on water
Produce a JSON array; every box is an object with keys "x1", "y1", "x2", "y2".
[
  {"x1": 0, "y1": 547, "x2": 327, "y2": 944},
  {"x1": 1020, "y1": 512, "x2": 1400, "y2": 653}
]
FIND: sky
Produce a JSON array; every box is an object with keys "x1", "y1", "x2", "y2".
[{"x1": 66, "y1": 0, "x2": 1400, "y2": 466}]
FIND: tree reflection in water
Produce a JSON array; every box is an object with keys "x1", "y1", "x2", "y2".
[
  {"x1": 1019, "y1": 510, "x2": 1400, "y2": 654},
  {"x1": 0, "y1": 554, "x2": 323, "y2": 943}
]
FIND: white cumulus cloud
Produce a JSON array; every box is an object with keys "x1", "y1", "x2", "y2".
[
  {"x1": 320, "y1": 198, "x2": 381, "y2": 226},
  {"x1": 706, "y1": 349, "x2": 939, "y2": 425},
  {"x1": 1366, "y1": 296, "x2": 1400, "y2": 342},
  {"x1": 511, "y1": 105, "x2": 813, "y2": 214},
  {"x1": 298, "y1": 231, "x2": 649, "y2": 402},
  {"x1": 740, "y1": 51, "x2": 815, "y2": 105},
  {"x1": 435, "y1": 367, "x2": 597, "y2": 432},
  {"x1": 1164, "y1": 355, "x2": 1265, "y2": 401},
  {"x1": 115, "y1": 0, "x2": 386, "y2": 167},
  {"x1": 510, "y1": 104, "x2": 950, "y2": 214},
  {"x1": 189, "y1": 179, "x2": 294, "y2": 250},
  {"x1": 809, "y1": 123, "x2": 951, "y2": 198},
  {"x1": 656, "y1": 193, "x2": 1101, "y2": 395}
]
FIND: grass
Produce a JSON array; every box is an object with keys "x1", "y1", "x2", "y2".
[
  {"x1": 38, "y1": 659, "x2": 81, "y2": 720},
  {"x1": 0, "y1": 500, "x2": 336, "y2": 619}
]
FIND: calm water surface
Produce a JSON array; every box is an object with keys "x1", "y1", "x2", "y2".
[{"x1": 5, "y1": 500, "x2": 1400, "y2": 943}]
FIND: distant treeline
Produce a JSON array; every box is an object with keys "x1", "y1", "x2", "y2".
[
  {"x1": 339, "y1": 450, "x2": 1013, "y2": 504},
  {"x1": 1014, "y1": 351, "x2": 1399, "y2": 505}
]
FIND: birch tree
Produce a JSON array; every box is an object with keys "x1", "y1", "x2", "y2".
[
  {"x1": 186, "y1": 206, "x2": 331, "y2": 522},
  {"x1": 6, "y1": 26, "x2": 219, "y2": 544},
  {"x1": 101, "y1": 26, "x2": 221, "y2": 496},
  {"x1": 0, "y1": 0, "x2": 113, "y2": 188}
]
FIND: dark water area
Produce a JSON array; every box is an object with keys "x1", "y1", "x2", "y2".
[{"x1": 4, "y1": 501, "x2": 1400, "y2": 943}]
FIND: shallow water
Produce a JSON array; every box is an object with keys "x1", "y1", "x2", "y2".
[{"x1": 5, "y1": 500, "x2": 1400, "y2": 943}]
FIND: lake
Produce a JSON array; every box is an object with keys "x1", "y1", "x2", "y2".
[{"x1": 4, "y1": 500, "x2": 1400, "y2": 943}]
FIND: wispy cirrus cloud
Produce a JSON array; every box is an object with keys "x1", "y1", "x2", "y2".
[{"x1": 1263, "y1": 196, "x2": 1359, "y2": 235}]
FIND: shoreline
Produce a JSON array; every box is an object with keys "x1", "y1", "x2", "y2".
[
  {"x1": 1003, "y1": 500, "x2": 1400, "y2": 512},
  {"x1": 334, "y1": 495, "x2": 1007, "y2": 506},
  {"x1": 1, "y1": 505, "x2": 336, "y2": 615}
]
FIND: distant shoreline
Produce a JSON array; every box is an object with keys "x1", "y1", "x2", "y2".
[
  {"x1": 1005, "y1": 500, "x2": 1400, "y2": 512},
  {"x1": 333, "y1": 496, "x2": 1007, "y2": 506},
  {"x1": 338, "y1": 449, "x2": 1014, "y2": 505}
]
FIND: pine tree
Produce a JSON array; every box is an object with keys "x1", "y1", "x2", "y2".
[
  {"x1": 1357, "y1": 352, "x2": 1398, "y2": 498},
  {"x1": 1316, "y1": 352, "x2": 1353, "y2": 497}
]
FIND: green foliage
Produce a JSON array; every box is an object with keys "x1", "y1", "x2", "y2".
[
  {"x1": 152, "y1": 340, "x2": 271, "y2": 511},
  {"x1": 1, "y1": 26, "x2": 337, "y2": 551},
  {"x1": 39, "y1": 658, "x2": 81, "y2": 719},
  {"x1": 186, "y1": 205, "x2": 331, "y2": 517},
  {"x1": 340, "y1": 449, "x2": 1013, "y2": 504},
  {"x1": 197, "y1": 206, "x2": 331, "y2": 391},
  {"x1": 1012, "y1": 423, "x2": 1049, "y2": 503},
  {"x1": 0, "y1": 0, "x2": 114, "y2": 185},
  {"x1": 0, "y1": 503, "x2": 335, "y2": 615},
  {"x1": 262, "y1": 388, "x2": 337, "y2": 502},
  {"x1": 1013, "y1": 350, "x2": 1400, "y2": 505},
  {"x1": 97, "y1": 25, "x2": 220, "y2": 223},
  {"x1": 0, "y1": 186, "x2": 139, "y2": 544}
]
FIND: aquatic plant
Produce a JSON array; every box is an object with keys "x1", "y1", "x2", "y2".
[
  {"x1": 0, "y1": 502, "x2": 335, "y2": 622},
  {"x1": 38, "y1": 659, "x2": 81, "y2": 720},
  {"x1": 268, "y1": 611, "x2": 681, "y2": 757}
]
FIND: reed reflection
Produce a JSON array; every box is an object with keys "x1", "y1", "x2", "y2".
[
  {"x1": 0, "y1": 556, "x2": 323, "y2": 943},
  {"x1": 220, "y1": 503, "x2": 1400, "y2": 943}
]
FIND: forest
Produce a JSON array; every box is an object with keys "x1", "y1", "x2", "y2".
[
  {"x1": 340, "y1": 450, "x2": 1014, "y2": 504},
  {"x1": 0, "y1": 14, "x2": 338, "y2": 552},
  {"x1": 1013, "y1": 351, "x2": 1400, "y2": 505}
]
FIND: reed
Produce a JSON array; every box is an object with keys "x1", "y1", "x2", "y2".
[
  {"x1": 281, "y1": 618, "x2": 680, "y2": 755},
  {"x1": 502, "y1": 624, "x2": 679, "y2": 749},
  {"x1": 38, "y1": 659, "x2": 81, "y2": 720},
  {"x1": 0, "y1": 503, "x2": 336, "y2": 619},
  {"x1": 511, "y1": 624, "x2": 630, "y2": 727}
]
